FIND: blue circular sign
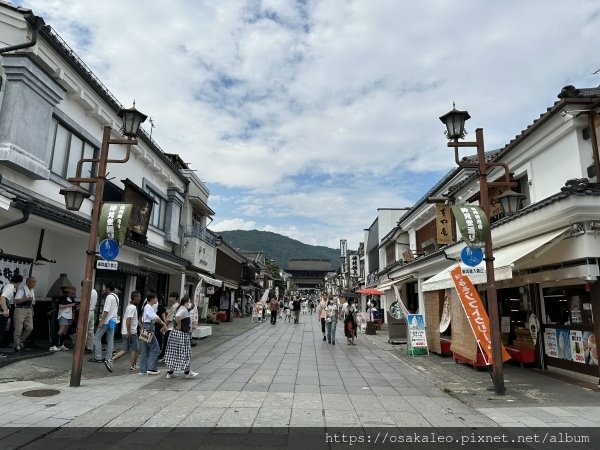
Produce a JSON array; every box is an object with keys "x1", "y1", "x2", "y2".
[
  {"x1": 99, "y1": 239, "x2": 119, "y2": 261},
  {"x1": 461, "y1": 246, "x2": 484, "y2": 267}
]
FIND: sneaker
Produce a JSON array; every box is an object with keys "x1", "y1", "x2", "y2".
[
  {"x1": 104, "y1": 359, "x2": 114, "y2": 372},
  {"x1": 88, "y1": 358, "x2": 103, "y2": 363},
  {"x1": 323, "y1": 336, "x2": 326, "y2": 341},
  {"x1": 147, "y1": 369, "x2": 160, "y2": 375},
  {"x1": 185, "y1": 371, "x2": 198, "y2": 379},
  {"x1": 60, "y1": 345, "x2": 69, "y2": 351},
  {"x1": 157, "y1": 358, "x2": 164, "y2": 363},
  {"x1": 138, "y1": 372, "x2": 146, "y2": 376},
  {"x1": 49, "y1": 346, "x2": 60, "y2": 351},
  {"x1": 165, "y1": 372, "x2": 174, "y2": 379}
]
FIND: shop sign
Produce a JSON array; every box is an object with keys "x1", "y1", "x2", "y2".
[
  {"x1": 461, "y1": 263, "x2": 485, "y2": 276},
  {"x1": 451, "y1": 205, "x2": 489, "y2": 248},
  {"x1": 99, "y1": 203, "x2": 132, "y2": 245},
  {"x1": 450, "y1": 265, "x2": 510, "y2": 363},
  {"x1": 340, "y1": 239, "x2": 347, "y2": 258},
  {"x1": 435, "y1": 204, "x2": 453, "y2": 244},
  {"x1": 96, "y1": 260, "x2": 118, "y2": 270},
  {"x1": 407, "y1": 314, "x2": 428, "y2": 356},
  {"x1": 206, "y1": 286, "x2": 214, "y2": 295}
]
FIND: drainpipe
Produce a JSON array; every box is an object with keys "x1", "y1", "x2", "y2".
[
  {"x1": 0, "y1": 202, "x2": 33, "y2": 231},
  {"x1": 0, "y1": 14, "x2": 45, "y2": 55}
]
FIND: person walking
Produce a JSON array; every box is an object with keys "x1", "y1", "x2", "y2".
[
  {"x1": 0, "y1": 274, "x2": 23, "y2": 349},
  {"x1": 90, "y1": 282, "x2": 119, "y2": 363},
  {"x1": 316, "y1": 296, "x2": 328, "y2": 341},
  {"x1": 292, "y1": 297, "x2": 301, "y2": 324},
  {"x1": 138, "y1": 292, "x2": 167, "y2": 375},
  {"x1": 82, "y1": 281, "x2": 98, "y2": 355},
  {"x1": 52, "y1": 285, "x2": 76, "y2": 351},
  {"x1": 325, "y1": 297, "x2": 340, "y2": 345},
  {"x1": 164, "y1": 296, "x2": 198, "y2": 379},
  {"x1": 309, "y1": 300, "x2": 315, "y2": 315},
  {"x1": 301, "y1": 299, "x2": 308, "y2": 315},
  {"x1": 13, "y1": 276, "x2": 36, "y2": 352},
  {"x1": 105, "y1": 291, "x2": 141, "y2": 373},
  {"x1": 343, "y1": 298, "x2": 358, "y2": 345},
  {"x1": 158, "y1": 292, "x2": 179, "y2": 362},
  {"x1": 269, "y1": 296, "x2": 279, "y2": 324}
]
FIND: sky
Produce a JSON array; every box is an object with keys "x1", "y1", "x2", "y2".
[{"x1": 14, "y1": 0, "x2": 600, "y2": 250}]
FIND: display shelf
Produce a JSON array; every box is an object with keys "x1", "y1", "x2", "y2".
[{"x1": 506, "y1": 346, "x2": 536, "y2": 367}]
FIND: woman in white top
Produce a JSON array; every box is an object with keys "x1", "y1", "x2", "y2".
[
  {"x1": 164, "y1": 296, "x2": 197, "y2": 379},
  {"x1": 51, "y1": 286, "x2": 76, "y2": 351},
  {"x1": 138, "y1": 292, "x2": 167, "y2": 375}
]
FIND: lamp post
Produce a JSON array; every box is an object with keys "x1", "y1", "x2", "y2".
[
  {"x1": 439, "y1": 105, "x2": 524, "y2": 395},
  {"x1": 60, "y1": 105, "x2": 147, "y2": 387}
]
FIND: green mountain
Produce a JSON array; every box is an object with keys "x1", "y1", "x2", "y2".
[{"x1": 217, "y1": 230, "x2": 340, "y2": 270}]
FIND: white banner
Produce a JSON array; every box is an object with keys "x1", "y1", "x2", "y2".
[
  {"x1": 0, "y1": 258, "x2": 31, "y2": 288},
  {"x1": 340, "y1": 239, "x2": 347, "y2": 258}
]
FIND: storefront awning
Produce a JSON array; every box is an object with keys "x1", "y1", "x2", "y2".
[
  {"x1": 377, "y1": 274, "x2": 414, "y2": 291},
  {"x1": 422, "y1": 228, "x2": 568, "y2": 292},
  {"x1": 199, "y1": 274, "x2": 223, "y2": 287}
]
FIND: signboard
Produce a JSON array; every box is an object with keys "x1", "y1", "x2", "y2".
[
  {"x1": 206, "y1": 286, "x2": 214, "y2": 295},
  {"x1": 96, "y1": 260, "x2": 118, "y2": 271},
  {"x1": 98, "y1": 239, "x2": 119, "y2": 261},
  {"x1": 407, "y1": 314, "x2": 428, "y2": 356},
  {"x1": 99, "y1": 203, "x2": 132, "y2": 245},
  {"x1": 461, "y1": 246, "x2": 484, "y2": 267},
  {"x1": 123, "y1": 181, "x2": 154, "y2": 236},
  {"x1": 340, "y1": 239, "x2": 347, "y2": 258},
  {"x1": 451, "y1": 205, "x2": 489, "y2": 248},
  {"x1": 543, "y1": 328, "x2": 558, "y2": 358},
  {"x1": 349, "y1": 254, "x2": 359, "y2": 278},
  {"x1": 461, "y1": 263, "x2": 485, "y2": 276},
  {"x1": 450, "y1": 266, "x2": 510, "y2": 364},
  {"x1": 341, "y1": 261, "x2": 348, "y2": 274},
  {"x1": 435, "y1": 204, "x2": 453, "y2": 244},
  {"x1": 570, "y1": 330, "x2": 586, "y2": 364}
]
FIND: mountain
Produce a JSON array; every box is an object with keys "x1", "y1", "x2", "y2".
[{"x1": 217, "y1": 230, "x2": 341, "y2": 270}]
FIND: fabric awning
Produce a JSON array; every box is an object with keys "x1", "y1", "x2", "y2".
[
  {"x1": 421, "y1": 228, "x2": 568, "y2": 292},
  {"x1": 199, "y1": 274, "x2": 223, "y2": 287},
  {"x1": 377, "y1": 274, "x2": 414, "y2": 291}
]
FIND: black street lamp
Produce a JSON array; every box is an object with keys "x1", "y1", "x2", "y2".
[
  {"x1": 439, "y1": 105, "x2": 523, "y2": 395},
  {"x1": 60, "y1": 104, "x2": 147, "y2": 387}
]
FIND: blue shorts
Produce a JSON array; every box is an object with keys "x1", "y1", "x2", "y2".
[
  {"x1": 58, "y1": 317, "x2": 71, "y2": 326},
  {"x1": 122, "y1": 334, "x2": 138, "y2": 352}
]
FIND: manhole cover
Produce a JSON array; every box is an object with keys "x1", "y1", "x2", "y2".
[{"x1": 22, "y1": 389, "x2": 60, "y2": 397}]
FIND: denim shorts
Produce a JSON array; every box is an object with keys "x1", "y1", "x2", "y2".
[
  {"x1": 58, "y1": 317, "x2": 71, "y2": 326},
  {"x1": 122, "y1": 334, "x2": 138, "y2": 352}
]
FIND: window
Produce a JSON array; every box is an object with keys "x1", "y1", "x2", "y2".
[
  {"x1": 144, "y1": 186, "x2": 167, "y2": 230},
  {"x1": 516, "y1": 174, "x2": 530, "y2": 208},
  {"x1": 47, "y1": 118, "x2": 97, "y2": 192}
]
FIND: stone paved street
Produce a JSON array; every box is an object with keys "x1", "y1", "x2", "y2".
[{"x1": 0, "y1": 316, "x2": 599, "y2": 448}]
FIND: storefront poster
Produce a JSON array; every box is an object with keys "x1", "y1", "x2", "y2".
[
  {"x1": 407, "y1": 314, "x2": 428, "y2": 356},
  {"x1": 569, "y1": 330, "x2": 585, "y2": 364},
  {"x1": 556, "y1": 328, "x2": 572, "y2": 360},
  {"x1": 544, "y1": 328, "x2": 558, "y2": 358},
  {"x1": 583, "y1": 332, "x2": 598, "y2": 366}
]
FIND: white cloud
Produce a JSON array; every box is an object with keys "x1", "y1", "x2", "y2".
[{"x1": 18, "y1": 0, "x2": 600, "y2": 249}]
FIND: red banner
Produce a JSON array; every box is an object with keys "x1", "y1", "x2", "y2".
[{"x1": 450, "y1": 266, "x2": 510, "y2": 364}]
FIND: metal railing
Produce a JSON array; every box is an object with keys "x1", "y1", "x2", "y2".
[{"x1": 184, "y1": 225, "x2": 216, "y2": 245}]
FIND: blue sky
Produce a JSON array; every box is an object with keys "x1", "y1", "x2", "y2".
[{"x1": 14, "y1": 0, "x2": 600, "y2": 249}]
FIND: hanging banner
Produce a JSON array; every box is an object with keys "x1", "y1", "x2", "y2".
[
  {"x1": 392, "y1": 284, "x2": 411, "y2": 318},
  {"x1": 439, "y1": 295, "x2": 451, "y2": 332},
  {"x1": 435, "y1": 204, "x2": 453, "y2": 245},
  {"x1": 340, "y1": 239, "x2": 347, "y2": 258},
  {"x1": 99, "y1": 203, "x2": 132, "y2": 245},
  {"x1": 451, "y1": 205, "x2": 489, "y2": 248},
  {"x1": 450, "y1": 266, "x2": 510, "y2": 364}
]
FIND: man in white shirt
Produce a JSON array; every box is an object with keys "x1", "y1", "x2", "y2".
[
  {"x1": 105, "y1": 291, "x2": 140, "y2": 373},
  {"x1": 0, "y1": 274, "x2": 23, "y2": 349},
  {"x1": 82, "y1": 281, "x2": 98, "y2": 354},
  {"x1": 91, "y1": 282, "x2": 119, "y2": 363},
  {"x1": 13, "y1": 276, "x2": 36, "y2": 351}
]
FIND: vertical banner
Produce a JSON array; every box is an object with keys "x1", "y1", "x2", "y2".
[
  {"x1": 99, "y1": 203, "x2": 132, "y2": 245},
  {"x1": 349, "y1": 254, "x2": 359, "y2": 278},
  {"x1": 392, "y1": 284, "x2": 411, "y2": 318},
  {"x1": 450, "y1": 266, "x2": 510, "y2": 363},
  {"x1": 340, "y1": 239, "x2": 347, "y2": 258},
  {"x1": 435, "y1": 204, "x2": 453, "y2": 245},
  {"x1": 451, "y1": 205, "x2": 489, "y2": 248}
]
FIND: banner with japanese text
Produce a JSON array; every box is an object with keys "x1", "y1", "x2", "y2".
[
  {"x1": 99, "y1": 203, "x2": 132, "y2": 245},
  {"x1": 450, "y1": 265, "x2": 510, "y2": 363},
  {"x1": 435, "y1": 204, "x2": 453, "y2": 244},
  {"x1": 451, "y1": 205, "x2": 489, "y2": 248}
]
